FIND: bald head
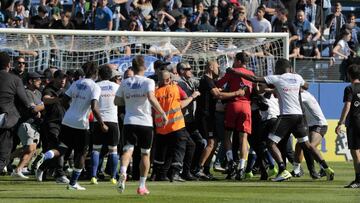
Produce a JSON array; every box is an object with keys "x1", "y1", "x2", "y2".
[{"x1": 205, "y1": 60, "x2": 219, "y2": 76}]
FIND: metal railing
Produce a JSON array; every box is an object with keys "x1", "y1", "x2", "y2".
[{"x1": 291, "y1": 57, "x2": 344, "y2": 82}]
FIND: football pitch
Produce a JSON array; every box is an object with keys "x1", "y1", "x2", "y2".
[{"x1": 0, "y1": 162, "x2": 359, "y2": 203}]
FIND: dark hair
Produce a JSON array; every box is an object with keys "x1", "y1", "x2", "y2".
[
  {"x1": 200, "y1": 12, "x2": 210, "y2": 23},
  {"x1": 347, "y1": 13, "x2": 355, "y2": 21},
  {"x1": 333, "y1": 29, "x2": 351, "y2": 47},
  {"x1": 257, "y1": 6, "x2": 266, "y2": 13},
  {"x1": 14, "y1": 56, "x2": 25, "y2": 62},
  {"x1": 0, "y1": 52, "x2": 11, "y2": 70},
  {"x1": 176, "y1": 62, "x2": 187, "y2": 74},
  {"x1": 81, "y1": 61, "x2": 98, "y2": 78},
  {"x1": 347, "y1": 64, "x2": 360, "y2": 80},
  {"x1": 275, "y1": 58, "x2": 292, "y2": 74},
  {"x1": 277, "y1": 7, "x2": 288, "y2": 17},
  {"x1": 132, "y1": 55, "x2": 145, "y2": 73},
  {"x1": 98, "y1": 65, "x2": 112, "y2": 80},
  {"x1": 235, "y1": 52, "x2": 250, "y2": 64}
]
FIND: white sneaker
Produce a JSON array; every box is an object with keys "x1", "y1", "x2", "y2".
[
  {"x1": 34, "y1": 153, "x2": 45, "y2": 170},
  {"x1": 35, "y1": 169, "x2": 44, "y2": 182},
  {"x1": 21, "y1": 167, "x2": 31, "y2": 175},
  {"x1": 67, "y1": 183, "x2": 86, "y2": 190},
  {"x1": 117, "y1": 173, "x2": 126, "y2": 193},
  {"x1": 11, "y1": 170, "x2": 29, "y2": 179},
  {"x1": 56, "y1": 176, "x2": 70, "y2": 184}
]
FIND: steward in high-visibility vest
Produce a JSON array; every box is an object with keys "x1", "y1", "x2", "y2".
[
  {"x1": 154, "y1": 83, "x2": 185, "y2": 135},
  {"x1": 152, "y1": 70, "x2": 200, "y2": 182}
]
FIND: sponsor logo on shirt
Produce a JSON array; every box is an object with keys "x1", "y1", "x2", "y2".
[
  {"x1": 282, "y1": 87, "x2": 300, "y2": 92},
  {"x1": 125, "y1": 93, "x2": 145, "y2": 99},
  {"x1": 127, "y1": 82, "x2": 142, "y2": 89},
  {"x1": 101, "y1": 85, "x2": 113, "y2": 91},
  {"x1": 76, "y1": 83, "x2": 88, "y2": 90}
]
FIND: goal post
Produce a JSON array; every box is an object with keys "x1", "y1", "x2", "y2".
[{"x1": 0, "y1": 29, "x2": 289, "y2": 77}]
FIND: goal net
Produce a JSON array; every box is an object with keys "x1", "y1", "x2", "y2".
[{"x1": 0, "y1": 29, "x2": 289, "y2": 77}]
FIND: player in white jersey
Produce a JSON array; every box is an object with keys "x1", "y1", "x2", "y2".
[
  {"x1": 114, "y1": 56, "x2": 167, "y2": 196},
  {"x1": 90, "y1": 65, "x2": 120, "y2": 185},
  {"x1": 36, "y1": 62, "x2": 108, "y2": 190},
  {"x1": 292, "y1": 89, "x2": 328, "y2": 179},
  {"x1": 228, "y1": 58, "x2": 334, "y2": 182}
]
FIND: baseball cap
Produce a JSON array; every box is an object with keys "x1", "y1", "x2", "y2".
[
  {"x1": 154, "y1": 60, "x2": 171, "y2": 70},
  {"x1": 111, "y1": 69, "x2": 121, "y2": 78},
  {"x1": 28, "y1": 72, "x2": 44, "y2": 79},
  {"x1": 54, "y1": 70, "x2": 67, "y2": 79}
]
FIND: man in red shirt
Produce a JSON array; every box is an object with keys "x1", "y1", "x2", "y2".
[{"x1": 217, "y1": 52, "x2": 254, "y2": 180}]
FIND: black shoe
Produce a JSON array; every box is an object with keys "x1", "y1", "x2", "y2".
[
  {"x1": 171, "y1": 173, "x2": 186, "y2": 182},
  {"x1": 344, "y1": 180, "x2": 360, "y2": 188},
  {"x1": 260, "y1": 171, "x2": 268, "y2": 180},
  {"x1": 194, "y1": 167, "x2": 210, "y2": 180},
  {"x1": 309, "y1": 170, "x2": 321, "y2": 180},
  {"x1": 97, "y1": 171, "x2": 105, "y2": 180},
  {"x1": 181, "y1": 172, "x2": 198, "y2": 181},
  {"x1": 205, "y1": 172, "x2": 218, "y2": 181},
  {"x1": 225, "y1": 161, "x2": 237, "y2": 180},
  {"x1": 155, "y1": 175, "x2": 170, "y2": 181},
  {"x1": 318, "y1": 168, "x2": 326, "y2": 177},
  {"x1": 235, "y1": 169, "x2": 245, "y2": 181},
  {"x1": 291, "y1": 167, "x2": 304, "y2": 177}
]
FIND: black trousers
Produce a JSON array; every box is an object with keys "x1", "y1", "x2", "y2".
[
  {"x1": 0, "y1": 128, "x2": 12, "y2": 171},
  {"x1": 154, "y1": 128, "x2": 188, "y2": 176},
  {"x1": 39, "y1": 122, "x2": 65, "y2": 177}
]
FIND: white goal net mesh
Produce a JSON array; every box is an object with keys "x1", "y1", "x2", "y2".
[{"x1": 0, "y1": 30, "x2": 288, "y2": 77}]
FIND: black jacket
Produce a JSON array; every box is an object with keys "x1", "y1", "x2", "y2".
[{"x1": 0, "y1": 70, "x2": 30, "y2": 128}]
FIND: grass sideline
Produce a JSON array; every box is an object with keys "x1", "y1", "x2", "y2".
[{"x1": 0, "y1": 162, "x2": 359, "y2": 203}]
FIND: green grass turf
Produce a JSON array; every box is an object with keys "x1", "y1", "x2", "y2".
[{"x1": 0, "y1": 162, "x2": 359, "y2": 203}]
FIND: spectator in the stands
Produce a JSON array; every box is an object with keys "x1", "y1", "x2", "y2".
[
  {"x1": 180, "y1": 0, "x2": 194, "y2": 17},
  {"x1": 249, "y1": 6, "x2": 271, "y2": 33},
  {"x1": 189, "y1": 1, "x2": 205, "y2": 30},
  {"x1": 51, "y1": 11, "x2": 75, "y2": 29},
  {"x1": 132, "y1": 0, "x2": 153, "y2": 22},
  {"x1": 94, "y1": 0, "x2": 113, "y2": 30},
  {"x1": 239, "y1": 0, "x2": 259, "y2": 20},
  {"x1": 304, "y1": 0, "x2": 321, "y2": 28},
  {"x1": 12, "y1": 1, "x2": 29, "y2": 28},
  {"x1": 72, "y1": 12, "x2": 87, "y2": 30},
  {"x1": 290, "y1": 31, "x2": 320, "y2": 59},
  {"x1": 294, "y1": 9, "x2": 321, "y2": 41},
  {"x1": 326, "y1": 2, "x2": 346, "y2": 41},
  {"x1": 209, "y1": 5, "x2": 222, "y2": 30},
  {"x1": 332, "y1": 29, "x2": 353, "y2": 81},
  {"x1": 29, "y1": 5, "x2": 50, "y2": 29},
  {"x1": 345, "y1": 13, "x2": 359, "y2": 53},
  {"x1": 195, "y1": 12, "x2": 216, "y2": 32},
  {"x1": 174, "y1": 14, "x2": 190, "y2": 32},
  {"x1": 272, "y1": 7, "x2": 298, "y2": 44},
  {"x1": 148, "y1": 9, "x2": 175, "y2": 31},
  {"x1": 221, "y1": 3, "x2": 235, "y2": 32},
  {"x1": 231, "y1": 6, "x2": 252, "y2": 33}
]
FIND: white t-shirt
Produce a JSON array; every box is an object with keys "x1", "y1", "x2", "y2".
[
  {"x1": 301, "y1": 90, "x2": 327, "y2": 126},
  {"x1": 260, "y1": 94, "x2": 280, "y2": 121},
  {"x1": 336, "y1": 39, "x2": 351, "y2": 59},
  {"x1": 96, "y1": 80, "x2": 120, "y2": 123},
  {"x1": 264, "y1": 73, "x2": 305, "y2": 115},
  {"x1": 116, "y1": 75, "x2": 155, "y2": 127},
  {"x1": 250, "y1": 17, "x2": 272, "y2": 32},
  {"x1": 62, "y1": 78, "x2": 101, "y2": 130}
]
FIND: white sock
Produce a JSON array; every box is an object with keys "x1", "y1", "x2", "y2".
[
  {"x1": 226, "y1": 150, "x2": 233, "y2": 162},
  {"x1": 239, "y1": 159, "x2": 246, "y2": 169},
  {"x1": 120, "y1": 166, "x2": 127, "y2": 175},
  {"x1": 44, "y1": 150, "x2": 55, "y2": 160},
  {"x1": 139, "y1": 176, "x2": 147, "y2": 189},
  {"x1": 293, "y1": 162, "x2": 301, "y2": 173}
]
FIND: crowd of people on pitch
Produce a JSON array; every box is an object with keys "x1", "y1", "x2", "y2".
[
  {"x1": 0, "y1": 0, "x2": 359, "y2": 61},
  {"x1": 8, "y1": 48, "x2": 360, "y2": 194}
]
